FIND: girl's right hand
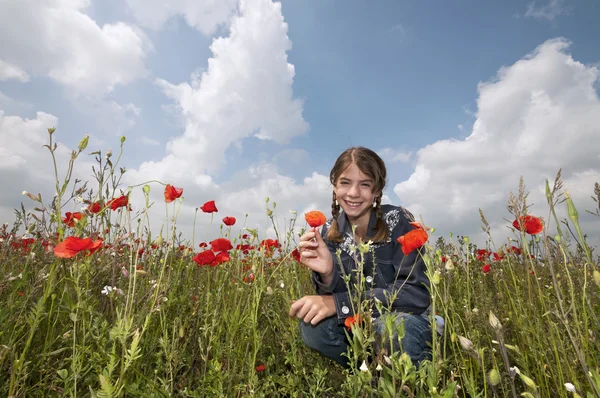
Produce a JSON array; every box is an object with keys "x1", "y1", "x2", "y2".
[{"x1": 298, "y1": 227, "x2": 334, "y2": 278}]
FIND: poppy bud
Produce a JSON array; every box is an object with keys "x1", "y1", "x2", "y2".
[
  {"x1": 519, "y1": 372, "x2": 537, "y2": 390},
  {"x1": 77, "y1": 134, "x2": 89, "y2": 152},
  {"x1": 143, "y1": 185, "x2": 150, "y2": 194},
  {"x1": 432, "y1": 270, "x2": 441, "y2": 285},
  {"x1": 564, "y1": 191, "x2": 578, "y2": 222},
  {"x1": 489, "y1": 310, "x2": 502, "y2": 331},
  {"x1": 120, "y1": 136, "x2": 126, "y2": 144},
  {"x1": 457, "y1": 335, "x2": 474, "y2": 351},
  {"x1": 488, "y1": 368, "x2": 501, "y2": 386},
  {"x1": 593, "y1": 270, "x2": 600, "y2": 287}
]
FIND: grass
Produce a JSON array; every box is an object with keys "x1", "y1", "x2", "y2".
[{"x1": 0, "y1": 130, "x2": 599, "y2": 397}]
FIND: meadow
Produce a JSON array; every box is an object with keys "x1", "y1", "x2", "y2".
[{"x1": 1, "y1": 130, "x2": 599, "y2": 397}]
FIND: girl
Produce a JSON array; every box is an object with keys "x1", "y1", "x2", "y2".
[{"x1": 289, "y1": 147, "x2": 432, "y2": 367}]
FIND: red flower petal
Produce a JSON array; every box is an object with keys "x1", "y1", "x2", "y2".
[
  {"x1": 512, "y1": 215, "x2": 543, "y2": 235},
  {"x1": 193, "y1": 250, "x2": 216, "y2": 266},
  {"x1": 222, "y1": 216, "x2": 236, "y2": 226},
  {"x1": 164, "y1": 184, "x2": 184, "y2": 203},
  {"x1": 255, "y1": 364, "x2": 266, "y2": 372},
  {"x1": 200, "y1": 200, "x2": 218, "y2": 213},
  {"x1": 304, "y1": 211, "x2": 327, "y2": 228},
  {"x1": 396, "y1": 228, "x2": 428, "y2": 256},
  {"x1": 482, "y1": 264, "x2": 491, "y2": 274},
  {"x1": 210, "y1": 238, "x2": 233, "y2": 252}
]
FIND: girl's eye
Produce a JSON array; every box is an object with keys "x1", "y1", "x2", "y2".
[
  {"x1": 340, "y1": 181, "x2": 349, "y2": 185},
  {"x1": 361, "y1": 183, "x2": 371, "y2": 188}
]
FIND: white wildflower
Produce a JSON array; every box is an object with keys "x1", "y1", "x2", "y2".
[
  {"x1": 162, "y1": 297, "x2": 168, "y2": 302},
  {"x1": 359, "y1": 360, "x2": 369, "y2": 372},
  {"x1": 564, "y1": 383, "x2": 576, "y2": 392},
  {"x1": 375, "y1": 363, "x2": 382, "y2": 371},
  {"x1": 280, "y1": 282, "x2": 285, "y2": 289},
  {"x1": 101, "y1": 286, "x2": 115, "y2": 295}
]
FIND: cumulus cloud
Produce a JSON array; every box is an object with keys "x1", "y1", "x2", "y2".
[
  {"x1": 378, "y1": 148, "x2": 412, "y2": 164},
  {"x1": 525, "y1": 0, "x2": 570, "y2": 21},
  {"x1": 125, "y1": 0, "x2": 238, "y2": 35},
  {"x1": 129, "y1": 0, "x2": 307, "y2": 183},
  {"x1": 0, "y1": 0, "x2": 151, "y2": 96},
  {"x1": 395, "y1": 38, "x2": 600, "y2": 246},
  {"x1": 117, "y1": 0, "x2": 310, "y2": 240},
  {"x1": 0, "y1": 60, "x2": 30, "y2": 82}
]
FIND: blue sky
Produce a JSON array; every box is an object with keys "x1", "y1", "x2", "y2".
[{"x1": 1, "y1": 0, "x2": 599, "y2": 248}]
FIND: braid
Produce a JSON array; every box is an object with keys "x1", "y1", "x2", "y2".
[
  {"x1": 372, "y1": 196, "x2": 388, "y2": 243},
  {"x1": 328, "y1": 192, "x2": 343, "y2": 242}
]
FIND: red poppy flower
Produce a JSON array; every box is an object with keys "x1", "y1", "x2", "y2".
[
  {"x1": 242, "y1": 234, "x2": 248, "y2": 239},
  {"x1": 476, "y1": 249, "x2": 491, "y2": 261},
  {"x1": 62, "y1": 212, "x2": 84, "y2": 228},
  {"x1": 200, "y1": 200, "x2": 218, "y2": 213},
  {"x1": 255, "y1": 364, "x2": 266, "y2": 372},
  {"x1": 210, "y1": 238, "x2": 233, "y2": 252},
  {"x1": 193, "y1": 250, "x2": 216, "y2": 266},
  {"x1": 107, "y1": 195, "x2": 129, "y2": 211},
  {"x1": 54, "y1": 236, "x2": 103, "y2": 258},
  {"x1": 492, "y1": 252, "x2": 505, "y2": 262},
  {"x1": 291, "y1": 248, "x2": 301, "y2": 263},
  {"x1": 164, "y1": 184, "x2": 183, "y2": 203},
  {"x1": 214, "y1": 251, "x2": 230, "y2": 265},
  {"x1": 344, "y1": 314, "x2": 360, "y2": 330},
  {"x1": 222, "y1": 216, "x2": 236, "y2": 226},
  {"x1": 304, "y1": 211, "x2": 327, "y2": 228},
  {"x1": 397, "y1": 226, "x2": 428, "y2": 256},
  {"x1": 260, "y1": 239, "x2": 280, "y2": 250},
  {"x1": 506, "y1": 245, "x2": 522, "y2": 255},
  {"x1": 198, "y1": 242, "x2": 207, "y2": 248},
  {"x1": 88, "y1": 202, "x2": 102, "y2": 214},
  {"x1": 512, "y1": 215, "x2": 543, "y2": 235},
  {"x1": 482, "y1": 264, "x2": 491, "y2": 274}
]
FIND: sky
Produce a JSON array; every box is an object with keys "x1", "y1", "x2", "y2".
[{"x1": 1, "y1": 0, "x2": 599, "y2": 250}]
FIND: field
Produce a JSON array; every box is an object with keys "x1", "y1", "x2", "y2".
[{"x1": 1, "y1": 131, "x2": 599, "y2": 397}]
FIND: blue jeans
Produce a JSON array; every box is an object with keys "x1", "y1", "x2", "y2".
[{"x1": 300, "y1": 312, "x2": 432, "y2": 368}]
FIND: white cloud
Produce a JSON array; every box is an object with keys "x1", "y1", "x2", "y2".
[
  {"x1": 139, "y1": 136, "x2": 161, "y2": 147},
  {"x1": 525, "y1": 0, "x2": 569, "y2": 21},
  {"x1": 378, "y1": 148, "x2": 412, "y2": 164},
  {"x1": 125, "y1": 0, "x2": 238, "y2": 35},
  {"x1": 0, "y1": 0, "x2": 151, "y2": 96},
  {"x1": 131, "y1": 0, "x2": 307, "y2": 182},
  {"x1": 0, "y1": 60, "x2": 30, "y2": 82},
  {"x1": 394, "y1": 38, "x2": 600, "y2": 246}
]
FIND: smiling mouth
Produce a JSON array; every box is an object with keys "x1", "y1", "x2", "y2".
[{"x1": 344, "y1": 200, "x2": 363, "y2": 209}]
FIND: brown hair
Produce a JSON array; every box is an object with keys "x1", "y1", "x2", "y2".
[{"x1": 326, "y1": 147, "x2": 388, "y2": 243}]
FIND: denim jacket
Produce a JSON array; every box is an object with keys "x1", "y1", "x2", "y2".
[{"x1": 312, "y1": 204, "x2": 431, "y2": 324}]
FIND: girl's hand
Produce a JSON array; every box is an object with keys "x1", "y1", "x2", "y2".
[
  {"x1": 289, "y1": 295, "x2": 336, "y2": 325},
  {"x1": 298, "y1": 227, "x2": 334, "y2": 278}
]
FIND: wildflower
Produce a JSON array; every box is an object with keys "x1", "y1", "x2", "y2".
[
  {"x1": 107, "y1": 195, "x2": 129, "y2": 211},
  {"x1": 506, "y1": 245, "x2": 522, "y2": 255},
  {"x1": 564, "y1": 383, "x2": 576, "y2": 392},
  {"x1": 266, "y1": 286, "x2": 273, "y2": 295},
  {"x1": 62, "y1": 212, "x2": 84, "y2": 227},
  {"x1": 512, "y1": 215, "x2": 543, "y2": 235},
  {"x1": 255, "y1": 364, "x2": 266, "y2": 372},
  {"x1": 476, "y1": 249, "x2": 490, "y2": 260},
  {"x1": 54, "y1": 237, "x2": 103, "y2": 258},
  {"x1": 193, "y1": 250, "x2": 216, "y2": 266},
  {"x1": 482, "y1": 264, "x2": 491, "y2": 274},
  {"x1": 397, "y1": 223, "x2": 428, "y2": 255},
  {"x1": 344, "y1": 314, "x2": 360, "y2": 330},
  {"x1": 492, "y1": 252, "x2": 504, "y2": 262},
  {"x1": 222, "y1": 216, "x2": 236, "y2": 226},
  {"x1": 375, "y1": 363, "x2": 382, "y2": 371},
  {"x1": 210, "y1": 238, "x2": 233, "y2": 252},
  {"x1": 291, "y1": 248, "x2": 301, "y2": 263},
  {"x1": 445, "y1": 258, "x2": 455, "y2": 272},
  {"x1": 304, "y1": 210, "x2": 327, "y2": 228},
  {"x1": 214, "y1": 251, "x2": 230, "y2": 265},
  {"x1": 101, "y1": 285, "x2": 116, "y2": 295},
  {"x1": 200, "y1": 200, "x2": 218, "y2": 213},
  {"x1": 593, "y1": 270, "x2": 600, "y2": 287},
  {"x1": 164, "y1": 184, "x2": 183, "y2": 203},
  {"x1": 359, "y1": 360, "x2": 369, "y2": 372}
]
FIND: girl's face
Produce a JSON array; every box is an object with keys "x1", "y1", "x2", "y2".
[{"x1": 334, "y1": 163, "x2": 380, "y2": 224}]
